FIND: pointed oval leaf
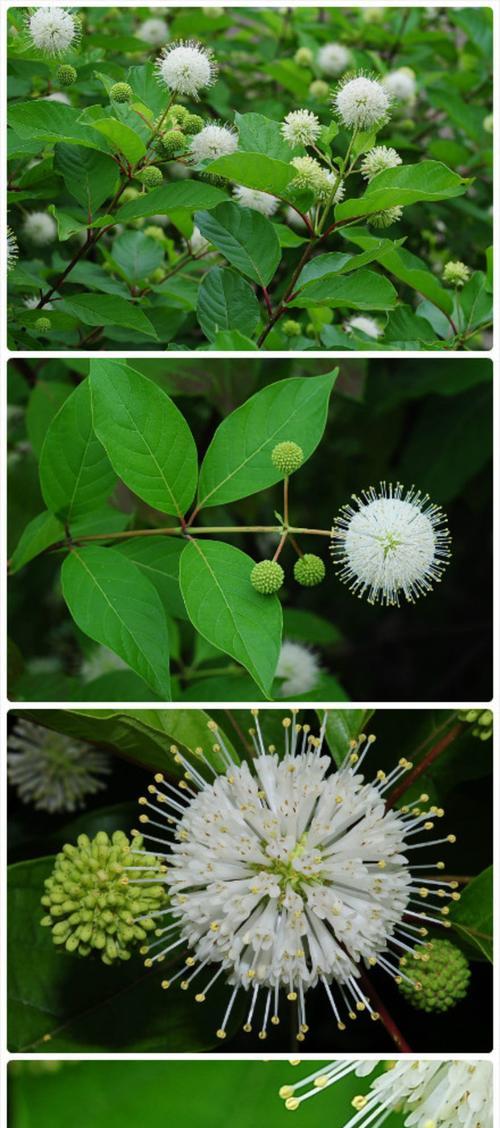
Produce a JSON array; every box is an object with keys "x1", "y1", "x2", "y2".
[
  {"x1": 39, "y1": 380, "x2": 116, "y2": 523},
  {"x1": 197, "y1": 267, "x2": 261, "y2": 342},
  {"x1": 195, "y1": 202, "x2": 281, "y2": 287},
  {"x1": 335, "y1": 161, "x2": 468, "y2": 223}
]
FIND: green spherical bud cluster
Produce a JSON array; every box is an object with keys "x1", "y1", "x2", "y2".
[
  {"x1": 167, "y1": 104, "x2": 191, "y2": 128},
  {"x1": 56, "y1": 64, "x2": 77, "y2": 87},
  {"x1": 283, "y1": 319, "x2": 301, "y2": 338},
  {"x1": 120, "y1": 187, "x2": 141, "y2": 204},
  {"x1": 306, "y1": 323, "x2": 316, "y2": 338},
  {"x1": 294, "y1": 553, "x2": 326, "y2": 587},
  {"x1": 148, "y1": 266, "x2": 167, "y2": 284},
  {"x1": 183, "y1": 113, "x2": 204, "y2": 135},
  {"x1": 399, "y1": 939, "x2": 470, "y2": 1013},
  {"x1": 158, "y1": 129, "x2": 186, "y2": 158},
  {"x1": 251, "y1": 560, "x2": 284, "y2": 595},
  {"x1": 137, "y1": 165, "x2": 163, "y2": 189},
  {"x1": 110, "y1": 82, "x2": 133, "y2": 104},
  {"x1": 40, "y1": 830, "x2": 166, "y2": 965},
  {"x1": 200, "y1": 171, "x2": 228, "y2": 188},
  {"x1": 144, "y1": 225, "x2": 166, "y2": 243},
  {"x1": 458, "y1": 708, "x2": 493, "y2": 741},
  {"x1": 34, "y1": 317, "x2": 51, "y2": 334},
  {"x1": 483, "y1": 113, "x2": 493, "y2": 134},
  {"x1": 271, "y1": 441, "x2": 304, "y2": 475},
  {"x1": 294, "y1": 46, "x2": 313, "y2": 67},
  {"x1": 309, "y1": 79, "x2": 330, "y2": 101},
  {"x1": 443, "y1": 260, "x2": 471, "y2": 288},
  {"x1": 370, "y1": 206, "x2": 403, "y2": 228}
]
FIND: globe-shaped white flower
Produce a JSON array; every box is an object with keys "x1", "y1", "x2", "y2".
[
  {"x1": 331, "y1": 483, "x2": 451, "y2": 606},
  {"x1": 135, "y1": 713, "x2": 457, "y2": 1040},
  {"x1": 44, "y1": 91, "x2": 71, "y2": 104},
  {"x1": 317, "y1": 43, "x2": 351, "y2": 76},
  {"x1": 369, "y1": 205, "x2": 403, "y2": 228},
  {"x1": 233, "y1": 186, "x2": 279, "y2": 216},
  {"x1": 279, "y1": 1060, "x2": 493, "y2": 1127},
  {"x1": 7, "y1": 227, "x2": 19, "y2": 271},
  {"x1": 155, "y1": 40, "x2": 217, "y2": 98},
  {"x1": 361, "y1": 145, "x2": 402, "y2": 181},
  {"x1": 22, "y1": 211, "x2": 57, "y2": 246},
  {"x1": 139, "y1": 17, "x2": 169, "y2": 46},
  {"x1": 334, "y1": 75, "x2": 391, "y2": 130},
  {"x1": 344, "y1": 315, "x2": 381, "y2": 339},
  {"x1": 27, "y1": 7, "x2": 79, "y2": 55},
  {"x1": 7, "y1": 719, "x2": 111, "y2": 814},
  {"x1": 281, "y1": 109, "x2": 321, "y2": 147},
  {"x1": 189, "y1": 122, "x2": 238, "y2": 162},
  {"x1": 275, "y1": 641, "x2": 320, "y2": 697},
  {"x1": 383, "y1": 67, "x2": 417, "y2": 103}
]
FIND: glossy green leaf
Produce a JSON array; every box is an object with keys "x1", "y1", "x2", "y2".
[
  {"x1": 111, "y1": 231, "x2": 164, "y2": 283},
  {"x1": 115, "y1": 180, "x2": 227, "y2": 222},
  {"x1": 9, "y1": 510, "x2": 63, "y2": 574},
  {"x1": 89, "y1": 360, "x2": 198, "y2": 518},
  {"x1": 323, "y1": 710, "x2": 375, "y2": 768},
  {"x1": 195, "y1": 203, "x2": 281, "y2": 287},
  {"x1": 180, "y1": 540, "x2": 282, "y2": 699},
  {"x1": 289, "y1": 269, "x2": 398, "y2": 310},
  {"x1": 233, "y1": 113, "x2": 295, "y2": 161},
  {"x1": 341, "y1": 231, "x2": 453, "y2": 315},
  {"x1": 53, "y1": 144, "x2": 119, "y2": 212},
  {"x1": 448, "y1": 866, "x2": 493, "y2": 961},
  {"x1": 25, "y1": 380, "x2": 73, "y2": 458},
  {"x1": 39, "y1": 381, "x2": 116, "y2": 523},
  {"x1": 197, "y1": 267, "x2": 261, "y2": 342},
  {"x1": 8, "y1": 101, "x2": 113, "y2": 153},
  {"x1": 197, "y1": 371, "x2": 337, "y2": 509},
  {"x1": 61, "y1": 546, "x2": 171, "y2": 700},
  {"x1": 59, "y1": 294, "x2": 158, "y2": 338},
  {"x1": 206, "y1": 151, "x2": 296, "y2": 197},
  {"x1": 115, "y1": 537, "x2": 187, "y2": 620},
  {"x1": 86, "y1": 116, "x2": 146, "y2": 163},
  {"x1": 335, "y1": 161, "x2": 468, "y2": 223}
]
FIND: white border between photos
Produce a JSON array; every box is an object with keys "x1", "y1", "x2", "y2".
[{"x1": 1, "y1": 1, "x2": 498, "y2": 1124}]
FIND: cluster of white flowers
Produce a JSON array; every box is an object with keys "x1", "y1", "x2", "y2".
[
  {"x1": 360, "y1": 145, "x2": 402, "y2": 181},
  {"x1": 334, "y1": 74, "x2": 391, "y2": 129},
  {"x1": 189, "y1": 122, "x2": 238, "y2": 163},
  {"x1": 344, "y1": 315, "x2": 381, "y2": 339},
  {"x1": 279, "y1": 1060, "x2": 493, "y2": 1128},
  {"x1": 139, "y1": 17, "x2": 169, "y2": 46},
  {"x1": 7, "y1": 226, "x2": 19, "y2": 271},
  {"x1": 233, "y1": 186, "x2": 279, "y2": 217},
  {"x1": 275, "y1": 641, "x2": 320, "y2": 697},
  {"x1": 156, "y1": 40, "x2": 217, "y2": 98},
  {"x1": 7, "y1": 719, "x2": 111, "y2": 814},
  {"x1": 369, "y1": 205, "x2": 403, "y2": 228},
  {"x1": 281, "y1": 109, "x2": 321, "y2": 147},
  {"x1": 291, "y1": 156, "x2": 344, "y2": 203},
  {"x1": 27, "y1": 7, "x2": 79, "y2": 55},
  {"x1": 22, "y1": 211, "x2": 57, "y2": 246},
  {"x1": 317, "y1": 42, "x2": 351, "y2": 76},
  {"x1": 331, "y1": 482, "x2": 452, "y2": 606},
  {"x1": 383, "y1": 67, "x2": 417, "y2": 104},
  {"x1": 134, "y1": 712, "x2": 457, "y2": 1041}
]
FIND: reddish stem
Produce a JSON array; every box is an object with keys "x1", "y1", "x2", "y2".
[
  {"x1": 385, "y1": 722, "x2": 465, "y2": 809},
  {"x1": 358, "y1": 970, "x2": 412, "y2": 1053}
]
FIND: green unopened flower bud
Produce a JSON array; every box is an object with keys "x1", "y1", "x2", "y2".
[
  {"x1": 144, "y1": 225, "x2": 166, "y2": 242},
  {"x1": 399, "y1": 939, "x2": 470, "y2": 1013},
  {"x1": 110, "y1": 82, "x2": 133, "y2": 104},
  {"x1": 457, "y1": 708, "x2": 493, "y2": 740},
  {"x1": 271, "y1": 441, "x2": 304, "y2": 475},
  {"x1": 309, "y1": 79, "x2": 330, "y2": 101},
  {"x1": 443, "y1": 260, "x2": 471, "y2": 288},
  {"x1": 149, "y1": 266, "x2": 167, "y2": 284},
  {"x1": 56, "y1": 64, "x2": 77, "y2": 87},
  {"x1": 294, "y1": 46, "x2": 313, "y2": 67},
  {"x1": 251, "y1": 560, "x2": 284, "y2": 595},
  {"x1": 158, "y1": 129, "x2": 186, "y2": 158},
  {"x1": 34, "y1": 316, "x2": 51, "y2": 334},
  {"x1": 184, "y1": 113, "x2": 204, "y2": 135},
  {"x1": 294, "y1": 553, "x2": 326, "y2": 587},
  {"x1": 283, "y1": 319, "x2": 301, "y2": 338},
  {"x1": 137, "y1": 165, "x2": 163, "y2": 189},
  {"x1": 483, "y1": 113, "x2": 493, "y2": 134},
  {"x1": 40, "y1": 830, "x2": 166, "y2": 965},
  {"x1": 306, "y1": 323, "x2": 316, "y2": 338},
  {"x1": 120, "y1": 187, "x2": 141, "y2": 204},
  {"x1": 168, "y1": 104, "x2": 191, "y2": 128}
]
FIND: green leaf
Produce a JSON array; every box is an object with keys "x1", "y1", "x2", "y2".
[
  {"x1": 197, "y1": 371, "x2": 337, "y2": 509},
  {"x1": 233, "y1": 112, "x2": 294, "y2": 161},
  {"x1": 39, "y1": 380, "x2": 116, "y2": 523},
  {"x1": 9, "y1": 510, "x2": 63, "y2": 574},
  {"x1": 115, "y1": 537, "x2": 187, "y2": 620},
  {"x1": 53, "y1": 144, "x2": 119, "y2": 212},
  {"x1": 206, "y1": 151, "x2": 296, "y2": 197},
  {"x1": 8, "y1": 101, "x2": 113, "y2": 153},
  {"x1": 283, "y1": 608, "x2": 343, "y2": 646},
  {"x1": 382, "y1": 306, "x2": 436, "y2": 346},
  {"x1": 323, "y1": 710, "x2": 375, "y2": 768},
  {"x1": 180, "y1": 540, "x2": 282, "y2": 699},
  {"x1": 59, "y1": 294, "x2": 158, "y2": 338},
  {"x1": 335, "y1": 161, "x2": 468, "y2": 224},
  {"x1": 448, "y1": 866, "x2": 493, "y2": 962},
  {"x1": 209, "y1": 330, "x2": 259, "y2": 351},
  {"x1": 115, "y1": 180, "x2": 227, "y2": 222},
  {"x1": 85, "y1": 116, "x2": 146, "y2": 163},
  {"x1": 111, "y1": 231, "x2": 164, "y2": 283},
  {"x1": 399, "y1": 382, "x2": 492, "y2": 501},
  {"x1": 89, "y1": 360, "x2": 198, "y2": 518},
  {"x1": 289, "y1": 269, "x2": 398, "y2": 310},
  {"x1": 341, "y1": 230, "x2": 453, "y2": 315},
  {"x1": 195, "y1": 203, "x2": 281, "y2": 287},
  {"x1": 61, "y1": 546, "x2": 171, "y2": 700},
  {"x1": 25, "y1": 380, "x2": 73, "y2": 458},
  {"x1": 197, "y1": 267, "x2": 261, "y2": 342},
  {"x1": 457, "y1": 272, "x2": 493, "y2": 334},
  {"x1": 263, "y1": 59, "x2": 311, "y2": 99}
]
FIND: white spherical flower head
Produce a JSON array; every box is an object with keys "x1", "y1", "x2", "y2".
[
  {"x1": 27, "y1": 7, "x2": 79, "y2": 55},
  {"x1": 155, "y1": 40, "x2": 217, "y2": 99},
  {"x1": 344, "y1": 315, "x2": 381, "y2": 339},
  {"x1": 276, "y1": 641, "x2": 320, "y2": 697},
  {"x1": 233, "y1": 186, "x2": 279, "y2": 217},
  {"x1": 281, "y1": 109, "x2": 321, "y2": 147},
  {"x1": 7, "y1": 719, "x2": 111, "y2": 814},
  {"x1": 383, "y1": 67, "x2": 417, "y2": 103},
  {"x1": 136, "y1": 713, "x2": 457, "y2": 1040},
  {"x1": 139, "y1": 17, "x2": 169, "y2": 46},
  {"x1": 334, "y1": 74, "x2": 391, "y2": 130},
  {"x1": 7, "y1": 227, "x2": 19, "y2": 272},
  {"x1": 279, "y1": 1060, "x2": 493, "y2": 1125},
  {"x1": 22, "y1": 211, "x2": 57, "y2": 246},
  {"x1": 317, "y1": 42, "x2": 351, "y2": 76},
  {"x1": 361, "y1": 145, "x2": 402, "y2": 181},
  {"x1": 189, "y1": 122, "x2": 238, "y2": 163},
  {"x1": 331, "y1": 482, "x2": 451, "y2": 606}
]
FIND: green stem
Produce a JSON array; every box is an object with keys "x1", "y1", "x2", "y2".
[{"x1": 39, "y1": 522, "x2": 332, "y2": 559}]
